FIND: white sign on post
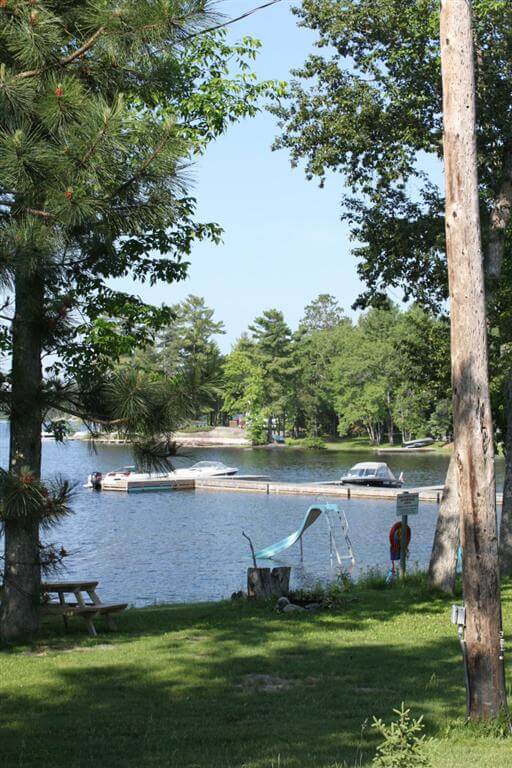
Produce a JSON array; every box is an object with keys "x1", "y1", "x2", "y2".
[{"x1": 396, "y1": 492, "x2": 419, "y2": 517}]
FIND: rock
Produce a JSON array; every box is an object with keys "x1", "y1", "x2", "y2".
[
  {"x1": 275, "y1": 596, "x2": 290, "y2": 612},
  {"x1": 282, "y1": 603, "x2": 305, "y2": 613},
  {"x1": 304, "y1": 602, "x2": 322, "y2": 612}
]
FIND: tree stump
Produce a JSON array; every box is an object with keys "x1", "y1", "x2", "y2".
[
  {"x1": 247, "y1": 567, "x2": 291, "y2": 599},
  {"x1": 270, "y1": 566, "x2": 291, "y2": 597}
]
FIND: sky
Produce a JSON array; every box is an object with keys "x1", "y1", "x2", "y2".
[{"x1": 122, "y1": 1, "x2": 365, "y2": 353}]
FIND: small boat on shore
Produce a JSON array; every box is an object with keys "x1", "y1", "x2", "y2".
[
  {"x1": 402, "y1": 437, "x2": 435, "y2": 449},
  {"x1": 86, "y1": 461, "x2": 238, "y2": 492},
  {"x1": 340, "y1": 462, "x2": 403, "y2": 488}
]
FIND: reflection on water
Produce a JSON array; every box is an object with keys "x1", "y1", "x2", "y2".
[{"x1": 0, "y1": 425, "x2": 504, "y2": 605}]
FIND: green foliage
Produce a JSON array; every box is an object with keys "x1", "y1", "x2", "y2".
[
  {"x1": 0, "y1": 468, "x2": 73, "y2": 528},
  {"x1": 0, "y1": 1, "x2": 276, "y2": 407},
  {"x1": 141, "y1": 295, "x2": 226, "y2": 423},
  {"x1": 273, "y1": 0, "x2": 512, "y2": 310},
  {"x1": 247, "y1": 413, "x2": 268, "y2": 446},
  {"x1": 372, "y1": 704, "x2": 430, "y2": 768},
  {"x1": 221, "y1": 297, "x2": 450, "y2": 445}
]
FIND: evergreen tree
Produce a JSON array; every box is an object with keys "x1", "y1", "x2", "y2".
[
  {"x1": 0, "y1": 1, "x2": 274, "y2": 638},
  {"x1": 157, "y1": 295, "x2": 225, "y2": 422},
  {"x1": 249, "y1": 309, "x2": 297, "y2": 440}
]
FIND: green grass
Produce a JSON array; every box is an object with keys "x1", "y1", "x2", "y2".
[{"x1": 2, "y1": 578, "x2": 512, "y2": 768}]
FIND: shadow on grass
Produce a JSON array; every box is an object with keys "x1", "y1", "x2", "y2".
[{"x1": 0, "y1": 587, "x2": 471, "y2": 768}]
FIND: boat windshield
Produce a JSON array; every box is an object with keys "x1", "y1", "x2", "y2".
[
  {"x1": 191, "y1": 461, "x2": 224, "y2": 470},
  {"x1": 348, "y1": 464, "x2": 394, "y2": 479}
]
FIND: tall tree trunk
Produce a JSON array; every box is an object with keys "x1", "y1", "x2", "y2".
[
  {"x1": 0, "y1": 265, "x2": 44, "y2": 639},
  {"x1": 499, "y1": 377, "x2": 512, "y2": 575},
  {"x1": 440, "y1": 0, "x2": 507, "y2": 718},
  {"x1": 428, "y1": 454, "x2": 459, "y2": 592}
]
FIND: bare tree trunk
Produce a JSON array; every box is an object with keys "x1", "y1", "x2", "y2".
[
  {"x1": 0, "y1": 265, "x2": 44, "y2": 639},
  {"x1": 428, "y1": 454, "x2": 459, "y2": 592},
  {"x1": 499, "y1": 377, "x2": 512, "y2": 575},
  {"x1": 441, "y1": 0, "x2": 507, "y2": 719}
]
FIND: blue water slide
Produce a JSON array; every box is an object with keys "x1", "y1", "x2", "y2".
[{"x1": 255, "y1": 503, "x2": 340, "y2": 560}]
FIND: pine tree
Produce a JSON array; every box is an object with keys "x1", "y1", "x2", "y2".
[
  {"x1": 154, "y1": 295, "x2": 226, "y2": 422},
  {"x1": 249, "y1": 309, "x2": 297, "y2": 440},
  {"x1": 0, "y1": 1, "x2": 273, "y2": 638}
]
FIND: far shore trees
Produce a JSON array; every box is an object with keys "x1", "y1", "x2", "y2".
[
  {"x1": 221, "y1": 300, "x2": 450, "y2": 444},
  {"x1": 0, "y1": 1, "x2": 276, "y2": 639}
]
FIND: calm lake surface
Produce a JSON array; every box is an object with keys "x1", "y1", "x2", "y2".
[{"x1": 0, "y1": 425, "x2": 504, "y2": 605}]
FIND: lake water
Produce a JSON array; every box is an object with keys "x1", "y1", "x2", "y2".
[{"x1": 0, "y1": 426, "x2": 504, "y2": 605}]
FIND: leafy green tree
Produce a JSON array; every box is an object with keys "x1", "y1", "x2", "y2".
[
  {"x1": 331, "y1": 305, "x2": 449, "y2": 444},
  {"x1": 295, "y1": 295, "x2": 350, "y2": 436},
  {"x1": 273, "y1": 0, "x2": 512, "y2": 309},
  {"x1": 332, "y1": 318, "x2": 392, "y2": 444},
  {"x1": 222, "y1": 335, "x2": 268, "y2": 443},
  {"x1": 299, "y1": 293, "x2": 347, "y2": 332},
  {"x1": 0, "y1": 1, "x2": 275, "y2": 638}
]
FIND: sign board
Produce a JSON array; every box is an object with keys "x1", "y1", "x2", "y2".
[{"x1": 396, "y1": 492, "x2": 419, "y2": 517}]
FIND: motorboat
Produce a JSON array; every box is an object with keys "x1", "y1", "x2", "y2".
[
  {"x1": 402, "y1": 437, "x2": 435, "y2": 449},
  {"x1": 340, "y1": 462, "x2": 403, "y2": 488},
  {"x1": 85, "y1": 461, "x2": 238, "y2": 491}
]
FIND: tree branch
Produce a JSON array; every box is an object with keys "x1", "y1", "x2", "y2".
[
  {"x1": 17, "y1": 27, "x2": 106, "y2": 80},
  {"x1": 113, "y1": 128, "x2": 174, "y2": 197}
]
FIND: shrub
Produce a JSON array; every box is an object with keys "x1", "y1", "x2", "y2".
[{"x1": 248, "y1": 416, "x2": 268, "y2": 445}]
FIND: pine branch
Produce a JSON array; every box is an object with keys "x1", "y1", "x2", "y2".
[
  {"x1": 16, "y1": 27, "x2": 106, "y2": 80},
  {"x1": 26, "y1": 208, "x2": 53, "y2": 219}
]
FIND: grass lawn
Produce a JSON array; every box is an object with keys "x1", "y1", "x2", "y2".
[{"x1": 2, "y1": 578, "x2": 512, "y2": 768}]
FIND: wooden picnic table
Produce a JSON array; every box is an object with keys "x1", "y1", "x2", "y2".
[{"x1": 40, "y1": 580, "x2": 127, "y2": 637}]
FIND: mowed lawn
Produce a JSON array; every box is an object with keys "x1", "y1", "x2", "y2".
[{"x1": 2, "y1": 579, "x2": 512, "y2": 768}]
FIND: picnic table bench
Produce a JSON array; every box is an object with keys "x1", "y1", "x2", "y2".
[{"x1": 40, "y1": 580, "x2": 127, "y2": 637}]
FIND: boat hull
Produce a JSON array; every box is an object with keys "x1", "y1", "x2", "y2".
[{"x1": 340, "y1": 478, "x2": 403, "y2": 488}]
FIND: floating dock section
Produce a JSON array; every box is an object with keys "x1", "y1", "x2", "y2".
[
  {"x1": 101, "y1": 477, "x2": 196, "y2": 493},
  {"x1": 97, "y1": 475, "x2": 504, "y2": 506},
  {"x1": 195, "y1": 478, "x2": 448, "y2": 504}
]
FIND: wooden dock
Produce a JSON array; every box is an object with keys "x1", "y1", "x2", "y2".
[
  {"x1": 101, "y1": 477, "x2": 195, "y2": 493},
  {"x1": 97, "y1": 475, "x2": 505, "y2": 506},
  {"x1": 195, "y1": 478, "x2": 449, "y2": 503}
]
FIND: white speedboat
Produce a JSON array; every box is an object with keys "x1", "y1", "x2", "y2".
[
  {"x1": 86, "y1": 461, "x2": 238, "y2": 491},
  {"x1": 340, "y1": 462, "x2": 403, "y2": 488}
]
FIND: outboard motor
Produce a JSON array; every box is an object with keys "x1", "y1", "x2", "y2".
[{"x1": 89, "y1": 471, "x2": 102, "y2": 491}]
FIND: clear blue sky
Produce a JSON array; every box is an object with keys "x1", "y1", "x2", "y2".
[{"x1": 125, "y1": 1, "x2": 365, "y2": 352}]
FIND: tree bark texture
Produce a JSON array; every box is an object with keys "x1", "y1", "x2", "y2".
[
  {"x1": 428, "y1": 454, "x2": 459, "y2": 593},
  {"x1": 247, "y1": 567, "x2": 291, "y2": 599},
  {"x1": 0, "y1": 263, "x2": 44, "y2": 639},
  {"x1": 440, "y1": 0, "x2": 507, "y2": 719}
]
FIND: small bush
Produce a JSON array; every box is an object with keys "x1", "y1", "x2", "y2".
[
  {"x1": 372, "y1": 703, "x2": 430, "y2": 768},
  {"x1": 248, "y1": 417, "x2": 268, "y2": 445}
]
